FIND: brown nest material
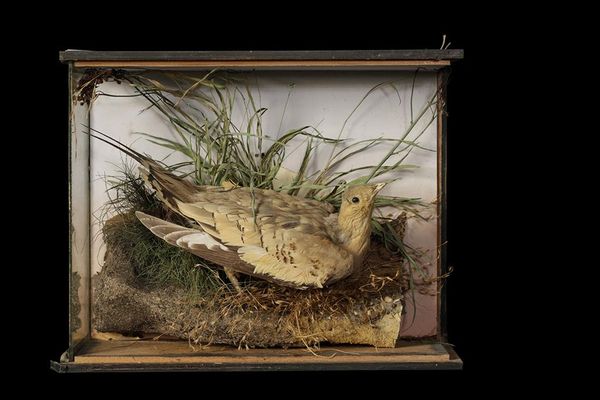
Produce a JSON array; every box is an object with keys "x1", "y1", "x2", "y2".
[
  {"x1": 93, "y1": 214, "x2": 408, "y2": 348},
  {"x1": 75, "y1": 69, "x2": 126, "y2": 105}
]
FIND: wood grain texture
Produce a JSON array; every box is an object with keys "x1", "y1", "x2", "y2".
[{"x1": 73, "y1": 339, "x2": 453, "y2": 365}]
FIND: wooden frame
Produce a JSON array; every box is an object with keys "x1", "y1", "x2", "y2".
[
  {"x1": 59, "y1": 49, "x2": 464, "y2": 61},
  {"x1": 55, "y1": 50, "x2": 463, "y2": 372},
  {"x1": 51, "y1": 340, "x2": 461, "y2": 372}
]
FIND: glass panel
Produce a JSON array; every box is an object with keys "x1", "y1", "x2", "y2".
[{"x1": 69, "y1": 68, "x2": 90, "y2": 357}]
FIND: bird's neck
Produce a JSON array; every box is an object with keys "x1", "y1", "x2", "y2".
[{"x1": 337, "y1": 209, "x2": 372, "y2": 266}]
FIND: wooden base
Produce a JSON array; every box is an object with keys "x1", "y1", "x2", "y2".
[{"x1": 51, "y1": 339, "x2": 462, "y2": 372}]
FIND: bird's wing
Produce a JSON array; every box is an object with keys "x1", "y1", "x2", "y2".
[
  {"x1": 238, "y1": 227, "x2": 354, "y2": 289},
  {"x1": 173, "y1": 188, "x2": 354, "y2": 288},
  {"x1": 135, "y1": 211, "x2": 230, "y2": 252},
  {"x1": 174, "y1": 187, "x2": 336, "y2": 247},
  {"x1": 135, "y1": 211, "x2": 350, "y2": 289}
]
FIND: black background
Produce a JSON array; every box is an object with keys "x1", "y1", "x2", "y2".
[{"x1": 9, "y1": 8, "x2": 538, "y2": 388}]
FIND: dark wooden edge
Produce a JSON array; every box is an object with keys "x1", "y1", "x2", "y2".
[
  {"x1": 67, "y1": 63, "x2": 73, "y2": 360},
  {"x1": 59, "y1": 49, "x2": 464, "y2": 63},
  {"x1": 438, "y1": 69, "x2": 450, "y2": 339},
  {"x1": 50, "y1": 360, "x2": 462, "y2": 373}
]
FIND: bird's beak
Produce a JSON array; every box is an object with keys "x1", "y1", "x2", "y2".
[{"x1": 372, "y1": 182, "x2": 386, "y2": 194}]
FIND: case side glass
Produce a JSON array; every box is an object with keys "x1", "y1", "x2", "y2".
[{"x1": 68, "y1": 65, "x2": 91, "y2": 359}]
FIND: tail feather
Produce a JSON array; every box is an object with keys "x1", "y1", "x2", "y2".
[
  {"x1": 140, "y1": 164, "x2": 198, "y2": 208},
  {"x1": 88, "y1": 127, "x2": 197, "y2": 215}
]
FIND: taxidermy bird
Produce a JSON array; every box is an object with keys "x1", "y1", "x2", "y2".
[{"x1": 92, "y1": 132, "x2": 385, "y2": 291}]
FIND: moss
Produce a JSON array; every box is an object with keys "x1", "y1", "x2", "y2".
[
  {"x1": 70, "y1": 272, "x2": 81, "y2": 333},
  {"x1": 103, "y1": 213, "x2": 221, "y2": 298}
]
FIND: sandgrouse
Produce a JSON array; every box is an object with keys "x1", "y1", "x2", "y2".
[{"x1": 93, "y1": 132, "x2": 385, "y2": 291}]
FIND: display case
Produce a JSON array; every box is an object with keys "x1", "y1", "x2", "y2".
[{"x1": 52, "y1": 49, "x2": 463, "y2": 372}]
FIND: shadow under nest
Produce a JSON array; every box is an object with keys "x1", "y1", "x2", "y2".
[{"x1": 93, "y1": 210, "x2": 409, "y2": 348}]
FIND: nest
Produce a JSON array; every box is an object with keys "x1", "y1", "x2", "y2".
[{"x1": 93, "y1": 214, "x2": 408, "y2": 348}]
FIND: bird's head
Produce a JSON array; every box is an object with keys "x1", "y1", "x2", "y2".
[
  {"x1": 338, "y1": 183, "x2": 386, "y2": 223},
  {"x1": 337, "y1": 183, "x2": 386, "y2": 263}
]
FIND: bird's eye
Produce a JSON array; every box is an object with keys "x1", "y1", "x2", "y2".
[{"x1": 351, "y1": 196, "x2": 360, "y2": 203}]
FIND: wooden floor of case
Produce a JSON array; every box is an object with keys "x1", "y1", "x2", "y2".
[{"x1": 52, "y1": 339, "x2": 462, "y2": 371}]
